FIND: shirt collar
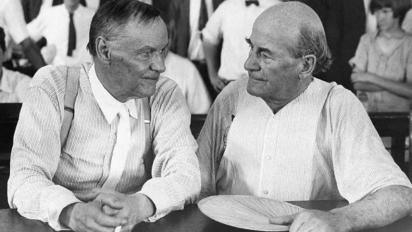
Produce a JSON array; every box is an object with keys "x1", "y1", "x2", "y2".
[{"x1": 88, "y1": 64, "x2": 138, "y2": 124}]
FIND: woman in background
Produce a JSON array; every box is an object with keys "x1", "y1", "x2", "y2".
[{"x1": 350, "y1": 0, "x2": 412, "y2": 112}]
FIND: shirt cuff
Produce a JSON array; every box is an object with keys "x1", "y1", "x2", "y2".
[
  {"x1": 40, "y1": 185, "x2": 82, "y2": 231},
  {"x1": 138, "y1": 181, "x2": 184, "y2": 222}
]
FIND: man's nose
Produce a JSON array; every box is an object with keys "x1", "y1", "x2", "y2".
[
  {"x1": 150, "y1": 53, "x2": 166, "y2": 73},
  {"x1": 244, "y1": 50, "x2": 259, "y2": 71}
]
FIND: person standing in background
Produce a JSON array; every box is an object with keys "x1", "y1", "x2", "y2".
[{"x1": 202, "y1": 0, "x2": 282, "y2": 93}]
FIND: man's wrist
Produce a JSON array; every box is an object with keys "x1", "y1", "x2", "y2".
[
  {"x1": 330, "y1": 209, "x2": 355, "y2": 232},
  {"x1": 59, "y1": 202, "x2": 78, "y2": 228},
  {"x1": 136, "y1": 193, "x2": 156, "y2": 218}
]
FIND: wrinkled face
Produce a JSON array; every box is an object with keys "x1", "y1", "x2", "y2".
[
  {"x1": 375, "y1": 7, "x2": 399, "y2": 31},
  {"x1": 107, "y1": 18, "x2": 168, "y2": 101},
  {"x1": 244, "y1": 22, "x2": 301, "y2": 102}
]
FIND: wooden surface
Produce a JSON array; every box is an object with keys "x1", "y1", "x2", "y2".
[{"x1": 1, "y1": 200, "x2": 412, "y2": 232}]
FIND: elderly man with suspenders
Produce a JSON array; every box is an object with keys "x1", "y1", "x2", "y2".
[{"x1": 8, "y1": 1, "x2": 200, "y2": 232}]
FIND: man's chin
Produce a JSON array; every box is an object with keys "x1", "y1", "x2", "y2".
[{"x1": 246, "y1": 83, "x2": 262, "y2": 97}]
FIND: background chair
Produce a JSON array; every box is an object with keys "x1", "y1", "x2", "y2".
[
  {"x1": 369, "y1": 112, "x2": 412, "y2": 180},
  {"x1": 0, "y1": 103, "x2": 21, "y2": 208}
]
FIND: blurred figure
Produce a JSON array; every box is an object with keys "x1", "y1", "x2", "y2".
[
  {"x1": 164, "y1": 51, "x2": 211, "y2": 114},
  {"x1": 296, "y1": 0, "x2": 378, "y2": 92},
  {"x1": 168, "y1": 0, "x2": 225, "y2": 99},
  {"x1": 27, "y1": 0, "x2": 94, "y2": 66},
  {"x1": 350, "y1": 0, "x2": 412, "y2": 112},
  {"x1": 0, "y1": 27, "x2": 31, "y2": 103},
  {"x1": 202, "y1": 0, "x2": 281, "y2": 93},
  {"x1": 0, "y1": 0, "x2": 46, "y2": 70}
]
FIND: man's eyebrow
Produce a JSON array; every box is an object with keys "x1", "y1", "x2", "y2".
[{"x1": 245, "y1": 38, "x2": 272, "y2": 55}]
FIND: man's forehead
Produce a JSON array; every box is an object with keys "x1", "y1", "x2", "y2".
[{"x1": 118, "y1": 19, "x2": 168, "y2": 47}]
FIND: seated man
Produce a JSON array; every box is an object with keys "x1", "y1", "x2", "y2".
[
  {"x1": 0, "y1": 27, "x2": 31, "y2": 103},
  {"x1": 197, "y1": 2, "x2": 412, "y2": 231},
  {"x1": 8, "y1": 1, "x2": 200, "y2": 232}
]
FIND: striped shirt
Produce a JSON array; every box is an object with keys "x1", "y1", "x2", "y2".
[
  {"x1": 8, "y1": 65, "x2": 201, "y2": 230},
  {"x1": 197, "y1": 77, "x2": 412, "y2": 202}
]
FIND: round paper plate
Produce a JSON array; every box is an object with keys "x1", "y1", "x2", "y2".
[{"x1": 198, "y1": 195, "x2": 303, "y2": 231}]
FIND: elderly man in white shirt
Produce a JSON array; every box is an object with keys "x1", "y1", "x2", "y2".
[
  {"x1": 202, "y1": 0, "x2": 282, "y2": 92},
  {"x1": 27, "y1": 0, "x2": 94, "y2": 66},
  {"x1": 8, "y1": 1, "x2": 200, "y2": 232},
  {"x1": 197, "y1": 2, "x2": 412, "y2": 232}
]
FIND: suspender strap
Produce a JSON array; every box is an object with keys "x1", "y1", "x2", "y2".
[
  {"x1": 60, "y1": 66, "x2": 80, "y2": 148},
  {"x1": 142, "y1": 97, "x2": 151, "y2": 147}
]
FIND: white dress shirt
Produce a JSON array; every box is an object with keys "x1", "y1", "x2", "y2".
[
  {"x1": 89, "y1": 65, "x2": 138, "y2": 190},
  {"x1": 8, "y1": 65, "x2": 200, "y2": 231},
  {"x1": 0, "y1": 0, "x2": 29, "y2": 44},
  {"x1": 202, "y1": 0, "x2": 281, "y2": 81},
  {"x1": 27, "y1": 5, "x2": 94, "y2": 66},
  {"x1": 188, "y1": 0, "x2": 214, "y2": 60},
  {"x1": 164, "y1": 52, "x2": 211, "y2": 114},
  {"x1": 197, "y1": 77, "x2": 412, "y2": 202},
  {"x1": 0, "y1": 68, "x2": 31, "y2": 103}
]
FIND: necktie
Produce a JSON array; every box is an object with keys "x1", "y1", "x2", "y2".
[
  {"x1": 245, "y1": 0, "x2": 259, "y2": 6},
  {"x1": 52, "y1": 0, "x2": 63, "y2": 6},
  {"x1": 102, "y1": 106, "x2": 131, "y2": 190},
  {"x1": 53, "y1": 0, "x2": 86, "y2": 6},
  {"x1": 67, "y1": 12, "x2": 76, "y2": 56},
  {"x1": 198, "y1": 0, "x2": 208, "y2": 31}
]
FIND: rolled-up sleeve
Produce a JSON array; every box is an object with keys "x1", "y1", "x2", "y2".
[
  {"x1": 348, "y1": 34, "x2": 370, "y2": 72},
  {"x1": 138, "y1": 79, "x2": 201, "y2": 219},
  {"x1": 7, "y1": 66, "x2": 81, "y2": 231}
]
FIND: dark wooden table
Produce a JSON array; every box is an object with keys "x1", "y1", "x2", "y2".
[{"x1": 1, "y1": 200, "x2": 412, "y2": 232}]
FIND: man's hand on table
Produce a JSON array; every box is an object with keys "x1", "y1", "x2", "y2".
[
  {"x1": 59, "y1": 201, "x2": 126, "y2": 232},
  {"x1": 94, "y1": 191, "x2": 156, "y2": 230},
  {"x1": 269, "y1": 209, "x2": 352, "y2": 232}
]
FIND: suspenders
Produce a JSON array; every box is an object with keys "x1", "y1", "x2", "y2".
[{"x1": 60, "y1": 65, "x2": 152, "y2": 157}]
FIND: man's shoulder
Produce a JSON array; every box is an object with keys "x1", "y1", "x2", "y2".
[
  {"x1": 30, "y1": 65, "x2": 73, "y2": 96},
  {"x1": 214, "y1": 76, "x2": 248, "y2": 106}
]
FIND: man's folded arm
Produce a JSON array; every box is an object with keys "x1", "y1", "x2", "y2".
[{"x1": 138, "y1": 82, "x2": 201, "y2": 220}]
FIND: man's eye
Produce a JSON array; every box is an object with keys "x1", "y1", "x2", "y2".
[{"x1": 137, "y1": 51, "x2": 152, "y2": 59}]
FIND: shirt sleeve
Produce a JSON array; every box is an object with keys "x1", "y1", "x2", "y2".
[
  {"x1": 201, "y1": 1, "x2": 227, "y2": 45},
  {"x1": 27, "y1": 9, "x2": 47, "y2": 42},
  {"x1": 3, "y1": 0, "x2": 29, "y2": 44},
  {"x1": 7, "y1": 66, "x2": 81, "y2": 231},
  {"x1": 196, "y1": 80, "x2": 240, "y2": 198},
  {"x1": 328, "y1": 87, "x2": 412, "y2": 203},
  {"x1": 138, "y1": 79, "x2": 201, "y2": 220},
  {"x1": 348, "y1": 34, "x2": 370, "y2": 72}
]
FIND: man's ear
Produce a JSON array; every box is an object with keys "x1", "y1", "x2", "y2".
[
  {"x1": 298, "y1": 54, "x2": 316, "y2": 79},
  {"x1": 95, "y1": 36, "x2": 111, "y2": 64}
]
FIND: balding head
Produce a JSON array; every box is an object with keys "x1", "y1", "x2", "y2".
[{"x1": 254, "y1": 2, "x2": 331, "y2": 75}]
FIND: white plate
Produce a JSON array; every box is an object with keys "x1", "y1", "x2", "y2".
[{"x1": 198, "y1": 195, "x2": 303, "y2": 231}]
